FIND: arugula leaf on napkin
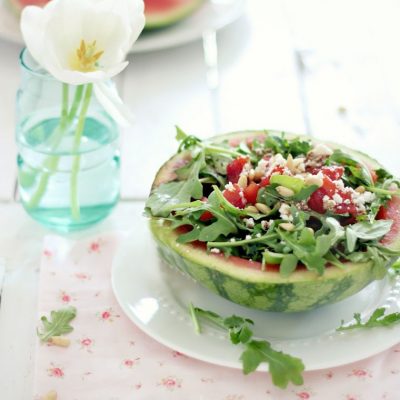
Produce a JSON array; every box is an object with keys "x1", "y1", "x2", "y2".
[
  {"x1": 37, "y1": 306, "x2": 77, "y2": 342},
  {"x1": 337, "y1": 307, "x2": 400, "y2": 331},
  {"x1": 189, "y1": 304, "x2": 305, "y2": 389}
]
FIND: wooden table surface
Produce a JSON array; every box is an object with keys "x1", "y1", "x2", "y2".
[{"x1": 0, "y1": 0, "x2": 399, "y2": 398}]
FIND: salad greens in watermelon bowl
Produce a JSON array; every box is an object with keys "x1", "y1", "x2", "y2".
[{"x1": 145, "y1": 129, "x2": 400, "y2": 313}]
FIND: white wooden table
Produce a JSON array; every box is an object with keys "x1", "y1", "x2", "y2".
[{"x1": 0, "y1": 1, "x2": 399, "y2": 398}]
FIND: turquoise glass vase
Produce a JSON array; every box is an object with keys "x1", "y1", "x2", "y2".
[{"x1": 16, "y1": 49, "x2": 120, "y2": 232}]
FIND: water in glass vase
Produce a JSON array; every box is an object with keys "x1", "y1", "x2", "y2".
[{"x1": 17, "y1": 113, "x2": 120, "y2": 232}]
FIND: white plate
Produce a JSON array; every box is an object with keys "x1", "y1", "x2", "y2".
[
  {"x1": 112, "y1": 214, "x2": 400, "y2": 371},
  {"x1": 0, "y1": 0, "x2": 246, "y2": 53}
]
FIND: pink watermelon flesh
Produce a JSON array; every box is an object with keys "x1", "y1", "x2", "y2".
[
  {"x1": 378, "y1": 195, "x2": 400, "y2": 246},
  {"x1": 145, "y1": 0, "x2": 193, "y2": 13},
  {"x1": 11, "y1": 0, "x2": 49, "y2": 9}
]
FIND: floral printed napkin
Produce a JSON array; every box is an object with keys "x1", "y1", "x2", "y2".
[{"x1": 34, "y1": 234, "x2": 400, "y2": 400}]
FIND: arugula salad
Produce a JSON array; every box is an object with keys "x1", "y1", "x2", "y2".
[{"x1": 146, "y1": 128, "x2": 400, "y2": 276}]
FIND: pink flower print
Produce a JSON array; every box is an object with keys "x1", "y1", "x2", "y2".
[
  {"x1": 296, "y1": 392, "x2": 311, "y2": 399},
  {"x1": 47, "y1": 364, "x2": 64, "y2": 378},
  {"x1": 81, "y1": 338, "x2": 92, "y2": 347},
  {"x1": 346, "y1": 396, "x2": 358, "y2": 400},
  {"x1": 88, "y1": 239, "x2": 104, "y2": 253},
  {"x1": 75, "y1": 272, "x2": 91, "y2": 281},
  {"x1": 123, "y1": 358, "x2": 140, "y2": 368},
  {"x1": 98, "y1": 307, "x2": 120, "y2": 322},
  {"x1": 158, "y1": 376, "x2": 182, "y2": 391},
  {"x1": 134, "y1": 383, "x2": 142, "y2": 390},
  {"x1": 60, "y1": 291, "x2": 72, "y2": 304},
  {"x1": 79, "y1": 337, "x2": 94, "y2": 352},
  {"x1": 348, "y1": 368, "x2": 372, "y2": 379}
]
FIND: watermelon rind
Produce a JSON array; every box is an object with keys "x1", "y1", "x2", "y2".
[
  {"x1": 144, "y1": 0, "x2": 204, "y2": 30},
  {"x1": 148, "y1": 130, "x2": 400, "y2": 312}
]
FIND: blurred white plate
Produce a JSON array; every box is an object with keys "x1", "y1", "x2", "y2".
[
  {"x1": 112, "y1": 214, "x2": 400, "y2": 371},
  {"x1": 0, "y1": 0, "x2": 246, "y2": 53}
]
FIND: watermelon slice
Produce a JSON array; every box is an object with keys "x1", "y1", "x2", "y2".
[
  {"x1": 6, "y1": 0, "x2": 49, "y2": 15},
  {"x1": 148, "y1": 130, "x2": 400, "y2": 313},
  {"x1": 144, "y1": 0, "x2": 204, "y2": 30}
]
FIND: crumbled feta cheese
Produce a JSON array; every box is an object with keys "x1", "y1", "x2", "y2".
[
  {"x1": 274, "y1": 153, "x2": 286, "y2": 166},
  {"x1": 362, "y1": 191, "x2": 376, "y2": 203},
  {"x1": 230, "y1": 238, "x2": 236, "y2": 242},
  {"x1": 261, "y1": 220, "x2": 270, "y2": 230},
  {"x1": 333, "y1": 179, "x2": 345, "y2": 191},
  {"x1": 243, "y1": 218, "x2": 255, "y2": 229},
  {"x1": 279, "y1": 203, "x2": 293, "y2": 221},
  {"x1": 323, "y1": 195, "x2": 336, "y2": 210},
  {"x1": 245, "y1": 235, "x2": 252, "y2": 240},
  {"x1": 210, "y1": 248, "x2": 221, "y2": 254},
  {"x1": 225, "y1": 182, "x2": 235, "y2": 192},
  {"x1": 254, "y1": 158, "x2": 269, "y2": 176},
  {"x1": 332, "y1": 193, "x2": 343, "y2": 204},
  {"x1": 256, "y1": 233, "x2": 261, "y2": 238}
]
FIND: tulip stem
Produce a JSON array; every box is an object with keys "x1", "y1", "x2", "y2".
[
  {"x1": 70, "y1": 83, "x2": 93, "y2": 221},
  {"x1": 27, "y1": 83, "x2": 71, "y2": 209}
]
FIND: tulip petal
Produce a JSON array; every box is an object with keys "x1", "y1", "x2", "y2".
[
  {"x1": 94, "y1": 81, "x2": 135, "y2": 127},
  {"x1": 20, "y1": 6, "x2": 46, "y2": 68}
]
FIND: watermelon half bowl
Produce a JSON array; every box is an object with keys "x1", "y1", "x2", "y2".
[
  {"x1": 147, "y1": 130, "x2": 400, "y2": 313},
  {"x1": 7, "y1": 0, "x2": 204, "y2": 30}
]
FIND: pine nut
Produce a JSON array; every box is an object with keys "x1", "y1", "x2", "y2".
[
  {"x1": 276, "y1": 186, "x2": 295, "y2": 197},
  {"x1": 305, "y1": 176, "x2": 323, "y2": 187},
  {"x1": 255, "y1": 203, "x2": 271, "y2": 214},
  {"x1": 237, "y1": 174, "x2": 248, "y2": 188},
  {"x1": 42, "y1": 391, "x2": 57, "y2": 400},
  {"x1": 245, "y1": 206, "x2": 258, "y2": 213},
  {"x1": 293, "y1": 157, "x2": 305, "y2": 167},
  {"x1": 248, "y1": 169, "x2": 255, "y2": 181},
  {"x1": 286, "y1": 154, "x2": 294, "y2": 171},
  {"x1": 355, "y1": 186, "x2": 366, "y2": 193},
  {"x1": 279, "y1": 222, "x2": 295, "y2": 231},
  {"x1": 49, "y1": 336, "x2": 70, "y2": 348},
  {"x1": 253, "y1": 170, "x2": 264, "y2": 181}
]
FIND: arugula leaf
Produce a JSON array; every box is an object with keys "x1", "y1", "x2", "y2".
[
  {"x1": 146, "y1": 152, "x2": 204, "y2": 217},
  {"x1": 176, "y1": 126, "x2": 201, "y2": 152},
  {"x1": 191, "y1": 306, "x2": 304, "y2": 389},
  {"x1": 290, "y1": 185, "x2": 319, "y2": 201},
  {"x1": 328, "y1": 150, "x2": 373, "y2": 186},
  {"x1": 241, "y1": 340, "x2": 304, "y2": 388},
  {"x1": 337, "y1": 307, "x2": 400, "y2": 331},
  {"x1": 264, "y1": 134, "x2": 312, "y2": 158},
  {"x1": 198, "y1": 191, "x2": 238, "y2": 241},
  {"x1": 278, "y1": 217, "x2": 344, "y2": 275},
  {"x1": 37, "y1": 306, "x2": 77, "y2": 342},
  {"x1": 279, "y1": 254, "x2": 298, "y2": 277},
  {"x1": 346, "y1": 220, "x2": 393, "y2": 252}
]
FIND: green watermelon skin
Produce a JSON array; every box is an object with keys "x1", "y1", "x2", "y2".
[
  {"x1": 149, "y1": 130, "x2": 399, "y2": 313},
  {"x1": 151, "y1": 219, "x2": 386, "y2": 312}
]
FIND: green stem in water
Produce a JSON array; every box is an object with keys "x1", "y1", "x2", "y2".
[
  {"x1": 70, "y1": 83, "x2": 93, "y2": 221},
  {"x1": 27, "y1": 83, "x2": 70, "y2": 209}
]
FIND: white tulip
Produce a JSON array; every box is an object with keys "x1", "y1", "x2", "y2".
[
  {"x1": 21, "y1": 0, "x2": 145, "y2": 85},
  {"x1": 20, "y1": 0, "x2": 145, "y2": 126}
]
